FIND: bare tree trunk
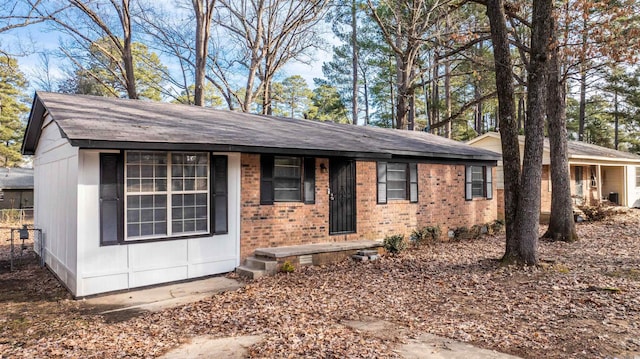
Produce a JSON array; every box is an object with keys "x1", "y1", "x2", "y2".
[
  {"x1": 614, "y1": 90, "x2": 619, "y2": 149},
  {"x1": 578, "y1": 15, "x2": 587, "y2": 141},
  {"x1": 518, "y1": 94, "x2": 525, "y2": 131},
  {"x1": 351, "y1": 0, "x2": 358, "y2": 125},
  {"x1": 192, "y1": 0, "x2": 216, "y2": 106},
  {"x1": 543, "y1": 14, "x2": 578, "y2": 243},
  {"x1": 444, "y1": 59, "x2": 452, "y2": 137},
  {"x1": 120, "y1": 0, "x2": 137, "y2": 99},
  {"x1": 486, "y1": 0, "x2": 521, "y2": 261},
  {"x1": 431, "y1": 53, "x2": 439, "y2": 133},
  {"x1": 578, "y1": 69, "x2": 587, "y2": 141},
  {"x1": 363, "y1": 70, "x2": 370, "y2": 125},
  {"x1": 512, "y1": 0, "x2": 553, "y2": 264}
]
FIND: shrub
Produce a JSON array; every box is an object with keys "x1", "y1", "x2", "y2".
[
  {"x1": 383, "y1": 234, "x2": 406, "y2": 254},
  {"x1": 410, "y1": 225, "x2": 442, "y2": 246},
  {"x1": 489, "y1": 220, "x2": 505, "y2": 234},
  {"x1": 578, "y1": 203, "x2": 615, "y2": 222},
  {"x1": 280, "y1": 261, "x2": 295, "y2": 273}
]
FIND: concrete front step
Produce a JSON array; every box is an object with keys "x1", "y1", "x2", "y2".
[
  {"x1": 254, "y1": 240, "x2": 382, "y2": 259},
  {"x1": 245, "y1": 256, "x2": 278, "y2": 273},
  {"x1": 237, "y1": 240, "x2": 383, "y2": 280},
  {"x1": 235, "y1": 265, "x2": 266, "y2": 280},
  {"x1": 236, "y1": 256, "x2": 278, "y2": 279}
]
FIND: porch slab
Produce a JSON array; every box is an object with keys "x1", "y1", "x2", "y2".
[{"x1": 254, "y1": 240, "x2": 383, "y2": 259}]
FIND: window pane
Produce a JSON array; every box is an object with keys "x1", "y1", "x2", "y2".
[
  {"x1": 127, "y1": 165, "x2": 140, "y2": 177},
  {"x1": 470, "y1": 166, "x2": 486, "y2": 198},
  {"x1": 274, "y1": 189, "x2": 301, "y2": 202},
  {"x1": 140, "y1": 223, "x2": 153, "y2": 236},
  {"x1": 127, "y1": 179, "x2": 140, "y2": 192},
  {"x1": 184, "y1": 179, "x2": 195, "y2": 191},
  {"x1": 141, "y1": 165, "x2": 153, "y2": 177},
  {"x1": 127, "y1": 209, "x2": 139, "y2": 222},
  {"x1": 125, "y1": 151, "x2": 209, "y2": 239},
  {"x1": 155, "y1": 179, "x2": 167, "y2": 192},
  {"x1": 141, "y1": 179, "x2": 154, "y2": 192},
  {"x1": 128, "y1": 224, "x2": 139, "y2": 237},
  {"x1": 196, "y1": 219, "x2": 208, "y2": 232}
]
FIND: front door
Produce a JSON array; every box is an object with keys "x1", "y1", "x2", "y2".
[{"x1": 329, "y1": 159, "x2": 356, "y2": 234}]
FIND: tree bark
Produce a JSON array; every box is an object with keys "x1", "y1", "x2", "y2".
[
  {"x1": 543, "y1": 14, "x2": 578, "y2": 243},
  {"x1": 351, "y1": 0, "x2": 358, "y2": 125},
  {"x1": 577, "y1": 15, "x2": 588, "y2": 141},
  {"x1": 445, "y1": 57, "x2": 452, "y2": 138},
  {"x1": 512, "y1": 0, "x2": 553, "y2": 265},
  {"x1": 192, "y1": 0, "x2": 216, "y2": 106},
  {"x1": 486, "y1": 0, "x2": 521, "y2": 261}
]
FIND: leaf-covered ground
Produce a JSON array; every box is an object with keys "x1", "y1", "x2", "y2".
[{"x1": 2, "y1": 210, "x2": 640, "y2": 358}]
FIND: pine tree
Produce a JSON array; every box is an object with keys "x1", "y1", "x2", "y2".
[{"x1": 0, "y1": 55, "x2": 28, "y2": 167}]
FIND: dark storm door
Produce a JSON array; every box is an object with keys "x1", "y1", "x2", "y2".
[{"x1": 329, "y1": 158, "x2": 356, "y2": 234}]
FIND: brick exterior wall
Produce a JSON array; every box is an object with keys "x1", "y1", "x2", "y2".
[{"x1": 239, "y1": 154, "x2": 497, "y2": 260}]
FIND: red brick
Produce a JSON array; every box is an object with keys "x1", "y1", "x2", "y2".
[{"x1": 239, "y1": 154, "x2": 497, "y2": 261}]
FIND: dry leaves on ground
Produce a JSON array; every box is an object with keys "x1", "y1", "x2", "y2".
[{"x1": 2, "y1": 211, "x2": 640, "y2": 358}]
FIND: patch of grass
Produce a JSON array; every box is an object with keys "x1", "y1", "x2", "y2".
[{"x1": 554, "y1": 264, "x2": 571, "y2": 274}]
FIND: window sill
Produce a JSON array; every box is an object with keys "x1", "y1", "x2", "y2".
[{"x1": 101, "y1": 231, "x2": 227, "y2": 246}]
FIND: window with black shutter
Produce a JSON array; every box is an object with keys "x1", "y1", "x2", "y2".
[
  {"x1": 100, "y1": 153, "x2": 124, "y2": 245},
  {"x1": 377, "y1": 161, "x2": 418, "y2": 204},
  {"x1": 260, "y1": 155, "x2": 315, "y2": 204}
]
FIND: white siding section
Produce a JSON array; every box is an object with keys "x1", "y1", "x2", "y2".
[
  {"x1": 33, "y1": 116, "x2": 79, "y2": 294},
  {"x1": 76, "y1": 151, "x2": 241, "y2": 297},
  {"x1": 627, "y1": 166, "x2": 640, "y2": 208}
]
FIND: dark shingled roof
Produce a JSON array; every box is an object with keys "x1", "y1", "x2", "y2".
[
  {"x1": 0, "y1": 168, "x2": 34, "y2": 190},
  {"x1": 23, "y1": 92, "x2": 499, "y2": 162}
]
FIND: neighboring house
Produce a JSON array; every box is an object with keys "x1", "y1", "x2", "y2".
[
  {"x1": 467, "y1": 132, "x2": 640, "y2": 218},
  {"x1": 23, "y1": 92, "x2": 500, "y2": 297},
  {"x1": 0, "y1": 167, "x2": 34, "y2": 210}
]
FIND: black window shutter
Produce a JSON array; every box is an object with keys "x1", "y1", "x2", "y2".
[
  {"x1": 303, "y1": 157, "x2": 315, "y2": 204},
  {"x1": 377, "y1": 162, "x2": 387, "y2": 204},
  {"x1": 409, "y1": 163, "x2": 418, "y2": 203},
  {"x1": 260, "y1": 155, "x2": 274, "y2": 205},
  {"x1": 211, "y1": 155, "x2": 228, "y2": 234},
  {"x1": 100, "y1": 153, "x2": 124, "y2": 245},
  {"x1": 486, "y1": 166, "x2": 493, "y2": 200}
]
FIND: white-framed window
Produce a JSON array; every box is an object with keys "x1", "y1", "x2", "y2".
[
  {"x1": 376, "y1": 162, "x2": 418, "y2": 204},
  {"x1": 636, "y1": 167, "x2": 640, "y2": 187},
  {"x1": 465, "y1": 165, "x2": 493, "y2": 200},
  {"x1": 125, "y1": 151, "x2": 209, "y2": 240}
]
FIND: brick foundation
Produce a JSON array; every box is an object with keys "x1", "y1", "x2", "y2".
[{"x1": 240, "y1": 154, "x2": 497, "y2": 261}]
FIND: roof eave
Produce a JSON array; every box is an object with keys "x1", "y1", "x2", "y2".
[
  {"x1": 568, "y1": 154, "x2": 640, "y2": 163},
  {"x1": 22, "y1": 93, "x2": 46, "y2": 156}
]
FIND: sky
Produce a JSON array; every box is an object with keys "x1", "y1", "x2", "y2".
[{"x1": 5, "y1": 12, "x2": 334, "y2": 97}]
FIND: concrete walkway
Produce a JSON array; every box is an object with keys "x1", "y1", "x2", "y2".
[
  {"x1": 82, "y1": 279, "x2": 519, "y2": 358},
  {"x1": 82, "y1": 276, "x2": 243, "y2": 318}
]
